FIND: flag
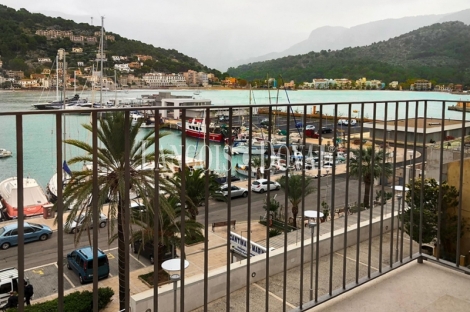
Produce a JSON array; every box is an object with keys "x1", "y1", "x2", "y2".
[{"x1": 63, "y1": 160, "x2": 72, "y2": 176}]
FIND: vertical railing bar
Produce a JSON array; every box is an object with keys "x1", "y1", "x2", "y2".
[
  {"x1": 400, "y1": 101, "x2": 410, "y2": 263},
  {"x1": 456, "y1": 100, "x2": 465, "y2": 265},
  {"x1": 315, "y1": 104, "x2": 323, "y2": 302},
  {"x1": 417, "y1": 102, "x2": 427, "y2": 256},
  {"x1": 260, "y1": 105, "x2": 274, "y2": 311},
  {"x1": 16, "y1": 114, "x2": 25, "y2": 311},
  {"x1": 153, "y1": 108, "x2": 160, "y2": 311},
  {"x1": 124, "y1": 111, "x2": 131, "y2": 311},
  {"x1": 408, "y1": 101, "x2": 420, "y2": 259},
  {"x1": 92, "y1": 111, "x2": 99, "y2": 312},
  {"x1": 378, "y1": 102, "x2": 388, "y2": 273},
  {"x1": 436, "y1": 102, "x2": 446, "y2": 261},
  {"x1": 204, "y1": 107, "x2": 210, "y2": 310},
  {"x1": 298, "y1": 104, "x2": 307, "y2": 308},
  {"x1": 246, "y1": 106, "x2": 253, "y2": 312},
  {"x1": 342, "y1": 103, "x2": 352, "y2": 288},
  {"x1": 367, "y1": 102, "x2": 378, "y2": 278},
  {"x1": 328, "y1": 103, "x2": 338, "y2": 295},
  {"x1": 226, "y1": 107, "x2": 233, "y2": 309},
  {"x1": 355, "y1": 102, "x2": 365, "y2": 283},
  {"x1": 180, "y1": 109, "x2": 187, "y2": 311},
  {"x1": 56, "y1": 112, "x2": 64, "y2": 311},
  {"x1": 279, "y1": 105, "x2": 286, "y2": 311},
  {"x1": 389, "y1": 102, "x2": 399, "y2": 266}
]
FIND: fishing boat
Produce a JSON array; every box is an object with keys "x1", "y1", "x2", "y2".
[
  {"x1": 0, "y1": 149, "x2": 12, "y2": 158},
  {"x1": 185, "y1": 117, "x2": 229, "y2": 143},
  {"x1": 0, "y1": 177, "x2": 50, "y2": 218}
]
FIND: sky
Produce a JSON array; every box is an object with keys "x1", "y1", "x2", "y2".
[{"x1": 2, "y1": 0, "x2": 470, "y2": 71}]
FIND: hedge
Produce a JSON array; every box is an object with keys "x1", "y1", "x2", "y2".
[{"x1": 6, "y1": 287, "x2": 114, "y2": 312}]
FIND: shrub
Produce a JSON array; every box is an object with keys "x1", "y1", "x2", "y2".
[
  {"x1": 269, "y1": 229, "x2": 282, "y2": 237},
  {"x1": 7, "y1": 287, "x2": 114, "y2": 312}
]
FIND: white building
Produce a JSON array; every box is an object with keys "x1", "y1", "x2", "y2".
[
  {"x1": 143, "y1": 73, "x2": 187, "y2": 88},
  {"x1": 114, "y1": 64, "x2": 133, "y2": 73}
]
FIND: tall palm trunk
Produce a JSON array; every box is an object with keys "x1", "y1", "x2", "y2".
[
  {"x1": 117, "y1": 202, "x2": 126, "y2": 310},
  {"x1": 363, "y1": 181, "x2": 372, "y2": 208},
  {"x1": 292, "y1": 205, "x2": 298, "y2": 227}
]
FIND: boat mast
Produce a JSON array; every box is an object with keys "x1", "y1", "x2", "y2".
[{"x1": 99, "y1": 16, "x2": 105, "y2": 106}]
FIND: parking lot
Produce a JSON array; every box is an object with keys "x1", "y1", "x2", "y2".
[{"x1": 24, "y1": 247, "x2": 151, "y2": 301}]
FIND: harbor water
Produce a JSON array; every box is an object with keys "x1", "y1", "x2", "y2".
[{"x1": 0, "y1": 88, "x2": 468, "y2": 189}]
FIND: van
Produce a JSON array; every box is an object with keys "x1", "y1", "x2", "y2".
[
  {"x1": 0, "y1": 268, "x2": 20, "y2": 306},
  {"x1": 66, "y1": 247, "x2": 110, "y2": 284}
]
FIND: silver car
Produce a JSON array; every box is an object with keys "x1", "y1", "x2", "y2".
[
  {"x1": 65, "y1": 213, "x2": 108, "y2": 234},
  {"x1": 216, "y1": 185, "x2": 248, "y2": 199}
]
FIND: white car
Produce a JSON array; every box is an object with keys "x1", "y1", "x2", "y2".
[
  {"x1": 338, "y1": 119, "x2": 348, "y2": 125},
  {"x1": 305, "y1": 125, "x2": 315, "y2": 130},
  {"x1": 349, "y1": 119, "x2": 357, "y2": 126},
  {"x1": 251, "y1": 179, "x2": 281, "y2": 193}
]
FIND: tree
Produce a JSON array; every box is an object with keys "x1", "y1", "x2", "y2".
[
  {"x1": 348, "y1": 146, "x2": 392, "y2": 208},
  {"x1": 402, "y1": 178, "x2": 468, "y2": 261},
  {"x1": 168, "y1": 167, "x2": 222, "y2": 220},
  {"x1": 277, "y1": 174, "x2": 316, "y2": 227},
  {"x1": 130, "y1": 195, "x2": 204, "y2": 262},
  {"x1": 263, "y1": 196, "x2": 282, "y2": 221},
  {"x1": 58, "y1": 112, "x2": 173, "y2": 310}
]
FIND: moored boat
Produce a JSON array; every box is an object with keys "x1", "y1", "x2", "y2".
[
  {"x1": 0, "y1": 177, "x2": 50, "y2": 219},
  {"x1": 448, "y1": 101, "x2": 470, "y2": 112},
  {"x1": 185, "y1": 117, "x2": 228, "y2": 143}
]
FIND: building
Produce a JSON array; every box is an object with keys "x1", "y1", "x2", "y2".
[
  {"x1": 312, "y1": 78, "x2": 329, "y2": 89},
  {"x1": 142, "y1": 73, "x2": 187, "y2": 88},
  {"x1": 411, "y1": 79, "x2": 432, "y2": 91}
]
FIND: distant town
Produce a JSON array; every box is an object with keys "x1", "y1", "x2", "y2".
[{"x1": 0, "y1": 28, "x2": 465, "y2": 93}]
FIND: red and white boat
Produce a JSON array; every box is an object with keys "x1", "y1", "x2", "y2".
[
  {"x1": 185, "y1": 118, "x2": 227, "y2": 143},
  {"x1": 0, "y1": 177, "x2": 50, "y2": 219}
]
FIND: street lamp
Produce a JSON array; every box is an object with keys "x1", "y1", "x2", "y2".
[
  {"x1": 162, "y1": 259, "x2": 190, "y2": 312},
  {"x1": 304, "y1": 211, "x2": 320, "y2": 301},
  {"x1": 395, "y1": 194, "x2": 402, "y2": 263}
]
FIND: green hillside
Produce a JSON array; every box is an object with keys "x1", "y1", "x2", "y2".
[
  {"x1": 227, "y1": 22, "x2": 470, "y2": 86},
  {"x1": 0, "y1": 5, "x2": 225, "y2": 79}
]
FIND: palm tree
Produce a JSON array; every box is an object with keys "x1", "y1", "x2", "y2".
[
  {"x1": 348, "y1": 146, "x2": 392, "y2": 208},
  {"x1": 57, "y1": 112, "x2": 174, "y2": 310},
  {"x1": 168, "y1": 167, "x2": 223, "y2": 220},
  {"x1": 277, "y1": 174, "x2": 316, "y2": 227},
  {"x1": 251, "y1": 155, "x2": 272, "y2": 179},
  {"x1": 129, "y1": 195, "x2": 204, "y2": 263}
]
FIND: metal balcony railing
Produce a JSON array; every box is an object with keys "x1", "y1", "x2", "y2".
[{"x1": 1, "y1": 99, "x2": 469, "y2": 312}]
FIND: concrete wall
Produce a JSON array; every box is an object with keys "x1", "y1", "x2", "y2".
[{"x1": 130, "y1": 216, "x2": 394, "y2": 312}]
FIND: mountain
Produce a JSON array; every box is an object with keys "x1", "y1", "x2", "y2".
[
  {"x1": 227, "y1": 22, "x2": 470, "y2": 86},
  {"x1": 229, "y1": 9, "x2": 470, "y2": 70},
  {"x1": 0, "y1": 5, "x2": 225, "y2": 79}
]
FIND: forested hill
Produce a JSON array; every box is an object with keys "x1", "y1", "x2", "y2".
[
  {"x1": 227, "y1": 22, "x2": 470, "y2": 86},
  {"x1": 0, "y1": 5, "x2": 224, "y2": 78}
]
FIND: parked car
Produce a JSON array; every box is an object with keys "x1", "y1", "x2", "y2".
[
  {"x1": 349, "y1": 119, "x2": 357, "y2": 126},
  {"x1": 132, "y1": 239, "x2": 175, "y2": 264},
  {"x1": 0, "y1": 222, "x2": 52, "y2": 250},
  {"x1": 305, "y1": 125, "x2": 315, "y2": 130},
  {"x1": 321, "y1": 127, "x2": 333, "y2": 133},
  {"x1": 251, "y1": 179, "x2": 281, "y2": 193},
  {"x1": 66, "y1": 246, "x2": 109, "y2": 284},
  {"x1": 64, "y1": 212, "x2": 108, "y2": 234},
  {"x1": 338, "y1": 119, "x2": 348, "y2": 125},
  {"x1": 216, "y1": 184, "x2": 248, "y2": 199},
  {"x1": 295, "y1": 121, "x2": 303, "y2": 129}
]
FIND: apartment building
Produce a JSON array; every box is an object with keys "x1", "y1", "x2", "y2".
[{"x1": 142, "y1": 73, "x2": 187, "y2": 88}]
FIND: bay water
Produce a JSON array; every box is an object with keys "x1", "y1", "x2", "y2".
[{"x1": 0, "y1": 88, "x2": 467, "y2": 189}]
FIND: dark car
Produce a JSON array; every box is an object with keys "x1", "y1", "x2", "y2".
[
  {"x1": 133, "y1": 240, "x2": 175, "y2": 264},
  {"x1": 321, "y1": 127, "x2": 333, "y2": 133}
]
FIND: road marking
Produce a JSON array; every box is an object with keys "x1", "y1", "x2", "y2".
[
  {"x1": 129, "y1": 254, "x2": 148, "y2": 267},
  {"x1": 252, "y1": 282, "x2": 296, "y2": 309},
  {"x1": 31, "y1": 268, "x2": 44, "y2": 275},
  {"x1": 107, "y1": 253, "x2": 115, "y2": 260},
  {"x1": 334, "y1": 252, "x2": 379, "y2": 271},
  {"x1": 54, "y1": 262, "x2": 76, "y2": 288}
]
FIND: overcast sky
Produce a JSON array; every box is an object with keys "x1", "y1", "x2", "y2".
[{"x1": 2, "y1": 1, "x2": 470, "y2": 71}]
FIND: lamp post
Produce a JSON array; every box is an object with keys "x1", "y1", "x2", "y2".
[
  {"x1": 162, "y1": 259, "x2": 190, "y2": 312},
  {"x1": 395, "y1": 194, "x2": 402, "y2": 263}
]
